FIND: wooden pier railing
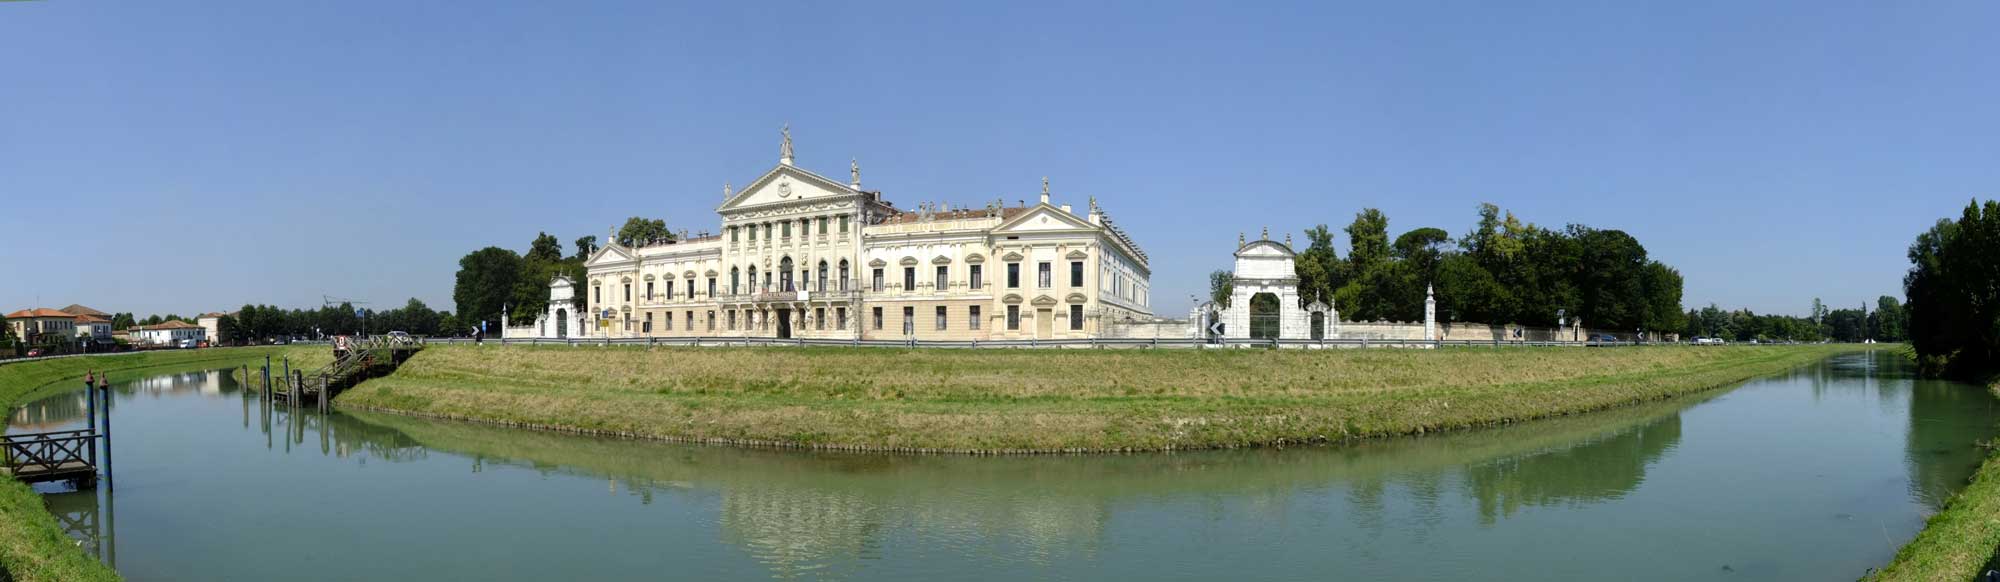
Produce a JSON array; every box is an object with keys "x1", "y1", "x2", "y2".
[{"x1": 267, "y1": 337, "x2": 423, "y2": 410}]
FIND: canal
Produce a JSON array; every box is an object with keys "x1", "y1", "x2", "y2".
[{"x1": 7, "y1": 350, "x2": 1996, "y2": 581}]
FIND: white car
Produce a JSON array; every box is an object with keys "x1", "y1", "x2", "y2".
[{"x1": 177, "y1": 339, "x2": 199, "y2": 349}]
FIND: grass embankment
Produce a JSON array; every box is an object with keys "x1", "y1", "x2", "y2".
[
  {"x1": 329, "y1": 343, "x2": 1867, "y2": 453},
  {"x1": 0, "y1": 348, "x2": 282, "y2": 582},
  {"x1": 1869, "y1": 379, "x2": 2000, "y2": 582}
]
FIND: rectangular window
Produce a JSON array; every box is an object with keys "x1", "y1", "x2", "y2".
[
  {"x1": 1007, "y1": 263, "x2": 1020, "y2": 288},
  {"x1": 872, "y1": 268, "x2": 884, "y2": 292},
  {"x1": 763, "y1": 224, "x2": 772, "y2": 240},
  {"x1": 872, "y1": 307, "x2": 883, "y2": 330},
  {"x1": 970, "y1": 305, "x2": 982, "y2": 330},
  {"x1": 782, "y1": 221, "x2": 791, "y2": 238},
  {"x1": 935, "y1": 266, "x2": 948, "y2": 291},
  {"x1": 730, "y1": 227, "x2": 738, "y2": 242},
  {"x1": 644, "y1": 312, "x2": 653, "y2": 333},
  {"x1": 728, "y1": 311, "x2": 737, "y2": 330},
  {"x1": 1038, "y1": 263, "x2": 1052, "y2": 288},
  {"x1": 1006, "y1": 305, "x2": 1020, "y2": 330},
  {"x1": 665, "y1": 281, "x2": 674, "y2": 300},
  {"x1": 817, "y1": 217, "x2": 827, "y2": 235},
  {"x1": 688, "y1": 283, "x2": 695, "y2": 300},
  {"x1": 707, "y1": 279, "x2": 716, "y2": 298},
  {"x1": 837, "y1": 307, "x2": 848, "y2": 330},
  {"x1": 594, "y1": 286, "x2": 601, "y2": 303},
  {"x1": 970, "y1": 265, "x2": 983, "y2": 290},
  {"x1": 815, "y1": 308, "x2": 825, "y2": 330},
  {"x1": 705, "y1": 311, "x2": 713, "y2": 331},
  {"x1": 840, "y1": 215, "x2": 850, "y2": 233},
  {"x1": 748, "y1": 226, "x2": 756, "y2": 241},
  {"x1": 903, "y1": 267, "x2": 915, "y2": 291},
  {"x1": 1070, "y1": 304, "x2": 1084, "y2": 330},
  {"x1": 1070, "y1": 261, "x2": 1083, "y2": 287},
  {"x1": 647, "y1": 282, "x2": 655, "y2": 299},
  {"x1": 665, "y1": 311, "x2": 673, "y2": 331},
  {"x1": 800, "y1": 219, "x2": 808, "y2": 238},
  {"x1": 936, "y1": 306, "x2": 948, "y2": 330},
  {"x1": 903, "y1": 306, "x2": 915, "y2": 335}
]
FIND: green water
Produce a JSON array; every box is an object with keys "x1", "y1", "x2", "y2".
[{"x1": 9, "y1": 350, "x2": 1996, "y2": 581}]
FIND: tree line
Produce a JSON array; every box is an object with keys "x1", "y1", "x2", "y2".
[
  {"x1": 451, "y1": 216, "x2": 675, "y2": 332},
  {"x1": 1905, "y1": 199, "x2": 2000, "y2": 377},
  {"x1": 1680, "y1": 296, "x2": 1904, "y2": 343},
  {"x1": 211, "y1": 299, "x2": 455, "y2": 344},
  {"x1": 1212, "y1": 204, "x2": 1685, "y2": 334}
]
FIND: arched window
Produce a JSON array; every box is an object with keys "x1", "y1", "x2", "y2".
[
  {"x1": 730, "y1": 267, "x2": 740, "y2": 295},
  {"x1": 749, "y1": 266, "x2": 758, "y2": 293},
  {"x1": 779, "y1": 257, "x2": 795, "y2": 292},
  {"x1": 817, "y1": 260, "x2": 829, "y2": 292},
  {"x1": 839, "y1": 260, "x2": 850, "y2": 291}
]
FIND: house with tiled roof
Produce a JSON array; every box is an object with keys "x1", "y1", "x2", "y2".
[
  {"x1": 6, "y1": 308, "x2": 80, "y2": 348},
  {"x1": 196, "y1": 311, "x2": 236, "y2": 345}
]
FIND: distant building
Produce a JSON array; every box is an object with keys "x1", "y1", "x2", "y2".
[
  {"x1": 131, "y1": 320, "x2": 205, "y2": 346},
  {"x1": 73, "y1": 314, "x2": 114, "y2": 342},
  {"x1": 6, "y1": 308, "x2": 80, "y2": 348},
  {"x1": 197, "y1": 312, "x2": 235, "y2": 345},
  {"x1": 537, "y1": 127, "x2": 1153, "y2": 341}
]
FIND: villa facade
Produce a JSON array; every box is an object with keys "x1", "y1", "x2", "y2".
[{"x1": 516, "y1": 129, "x2": 1152, "y2": 341}]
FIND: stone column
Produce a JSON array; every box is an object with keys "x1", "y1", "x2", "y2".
[{"x1": 1423, "y1": 285, "x2": 1437, "y2": 341}]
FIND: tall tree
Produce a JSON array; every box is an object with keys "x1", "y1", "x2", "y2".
[
  {"x1": 1874, "y1": 296, "x2": 1906, "y2": 342},
  {"x1": 1208, "y1": 270, "x2": 1234, "y2": 309},
  {"x1": 573, "y1": 236, "x2": 598, "y2": 262},
  {"x1": 454, "y1": 247, "x2": 523, "y2": 335},
  {"x1": 1905, "y1": 200, "x2": 2000, "y2": 376},
  {"x1": 1344, "y1": 209, "x2": 1390, "y2": 279},
  {"x1": 1293, "y1": 225, "x2": 1341, "y2": 307},
  {"x1": 616, "y1": 217, "x2": 674, "y2": 247},
  {"x1": 527, "y1": 232, "x2": 564, "y2": 262}
]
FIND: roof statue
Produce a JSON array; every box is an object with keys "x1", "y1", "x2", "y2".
[
  {"x1": 1042, "y1": 176, "x2": 1050, "y2": 197},
  {"x1": 1239, "y1": 232, "x2": 1246, "y2": 247},
  {"x1": 779, "y1": 124, "x2": 794, "y2": 165},
  {"x1": 723, "y1": 182, "x2": 732, "y2": 199},
  {"x1": 850, "y1": 158, "x2": 861, "y2": 188},
  {"x1": 1285, "y1": 233, "x2": 1293, "y2": 247},
  {"x1": 1261, "y1": 226, "x2": 1268, "y2": 240}
]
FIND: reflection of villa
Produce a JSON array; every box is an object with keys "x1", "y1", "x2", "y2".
[{"x1": 505, "y1": 127, "x2": 1153, "y2": 341}]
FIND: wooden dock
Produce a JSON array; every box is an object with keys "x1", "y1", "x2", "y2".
[
  {"x1": 268, "y1": 338, "x2": 423, "y2": 409},
  {"x1": 2, "y1": 429, "x2": 102, "y2": 485}
]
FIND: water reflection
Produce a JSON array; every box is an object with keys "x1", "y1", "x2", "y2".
[{"x1": 11, "y1": 351, "x2": 1998, "y2": 582}]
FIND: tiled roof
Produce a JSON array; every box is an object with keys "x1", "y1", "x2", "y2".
[
  {"x1": 132, "y1": 320, "x2": 201, "y2": 331},
  {"x1": 59, "y1": 304, "x2": 110, "y2": 317},
  {"x1": 74, "y1": 314, "x2": 111, "y2": 324},
  {"x1": 5, "y1": 308, "x2": 75, "y2": 319}
]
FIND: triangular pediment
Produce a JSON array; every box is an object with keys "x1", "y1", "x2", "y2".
[
  {"x1": 1234, "y1": 240, "x2": 1295, "y2": 258},
  {"x1": 716, "y1": 165, "x2": 858, "y2": 213},
  {"x1": 585, "y1": 244, "x2": 635, "y2": 267},
  {"x1": 993, "y1": 204, "x2": 1096, "y2": 233}
]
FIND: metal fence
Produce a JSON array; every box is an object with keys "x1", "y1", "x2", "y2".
[{"x1": 436, "y1": 336, "x2": 1652, "y2": 350}]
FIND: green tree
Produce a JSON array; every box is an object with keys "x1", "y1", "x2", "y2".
[
  {"x1": 527, "y1": 232, "x2": 564, "y2": 263},
  {"x1": 1344, "y1": 209, "x2": 1390, "y2": 279},
  {"x1": 616, "y1": 217, "x2": 674, "y2": 248},
  {"x1": 454, "y1": 247, "x2": 523, "y2": 336},
  {"x1": 573, "y1": 236, "x2": 598, "y2": 261},
  {"x1": 1293, "y1": 225, "x2": 1341, "y2": 307},
  {"x1": 1874, "y1": 295, "x2": 1906, "y2": 342},
  {"x1": 1905, "y1": 200, "x2": 2000, "y2": 376},
  {"x1": 1208, "y1": 270, "x2": 1234, "y2": 308}
]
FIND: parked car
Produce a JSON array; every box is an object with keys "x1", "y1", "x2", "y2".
[
  {"x1": 1591, "y1": 334, "x2": 1620, "y2": 343},
  {"x1": 177, "y1": 339, "x2": 198, "y2": 349},
  {"x1": 26, "y1": 348, "x2": 44, "y2": 357},
  {"x1": 1693, "y1": 337, "x2": 1724, "y2": 345}
]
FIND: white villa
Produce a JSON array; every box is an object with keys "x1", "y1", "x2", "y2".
[{"x1": 507, "y1": 128, "x2": 1153, "y2": 341}]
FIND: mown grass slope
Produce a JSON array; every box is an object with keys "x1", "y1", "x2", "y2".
[{"x1": 335, "y1": 343, "x2": 1868, "y2": 452}]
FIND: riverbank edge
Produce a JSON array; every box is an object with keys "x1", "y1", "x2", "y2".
[
  {"x1": 335, "y1": 344, "x2": 1866, "y2": 456},
  {"x1": 1869, "y1": 378, "x2": 2000, "y2": 582},
  {"x1": 0, "y1": 348, "x2": 282, "y2": 582}
]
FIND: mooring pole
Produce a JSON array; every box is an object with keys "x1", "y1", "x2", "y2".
[
  {"x1": 84, "y1": 372, "x2": 98, "y2": 470},
  {"x1": 262, "y1": 356, "x2": 272, "y2": 400},
  {"x1": 283, "y1": 357, "x2": 292, "y2": 395},
  {"x1": 100, "y1": 377, "x2": 113, "y2": 490}
]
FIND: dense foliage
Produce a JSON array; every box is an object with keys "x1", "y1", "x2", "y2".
[
  {"x1": 1904, "y1": 199, "x2": 2000, "y2": 377},
  {"x1": 1282, "y1": 204, "x2": 1684, "y2": 333},
  {"x1": 451, "y1": 227, "x2": 631, "y2": 332},
  {"x1": 212, "y1": 299, "x2": 454, "y2": 343}
]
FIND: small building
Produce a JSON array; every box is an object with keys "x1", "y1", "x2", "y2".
[
  {"x1": 131, "y1": 320, "x2": 205, "y2": 347},
  {"x1": 73, "y1": 314, "x2": 115, "y2": 342},
  {"x1": 197, "y1": 312, "x2": 235, "y2": 345}
]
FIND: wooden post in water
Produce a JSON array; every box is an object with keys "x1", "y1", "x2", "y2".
[
  {"x1": 282, "y1": 357, "x2": 292, "y2": 396},
  {"x1": 84, "y1": 373, "x2": 98, "y2": 470},
  {"x1": 99, "y1": 376, "x2": 112, "y2": 490}
]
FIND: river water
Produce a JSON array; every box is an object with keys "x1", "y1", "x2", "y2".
[{"x1": 7, "y1": 350, "x2": 1996, "y2": 581}]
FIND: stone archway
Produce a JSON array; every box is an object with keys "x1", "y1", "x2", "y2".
[{"x1": 1249, "y1": 293, "x2": 1282, "y2": 340}]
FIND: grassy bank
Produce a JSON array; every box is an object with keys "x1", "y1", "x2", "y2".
[
  {"x1": 0, "y1": 348, "x2": 282, "y2": 582},
  {"x1": 331, "y1": 343, "x2": 1867, "y2": 453},
  {"x1": 1869, "y1": 379, "x2": 2000, "y2": 582}
]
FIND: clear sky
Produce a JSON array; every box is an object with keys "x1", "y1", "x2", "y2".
[{"x1": 3, "y1": 1, "x2": 1995, "y2": 319}]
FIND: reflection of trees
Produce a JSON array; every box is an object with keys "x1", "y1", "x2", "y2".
[
  {"x1": 1462, "y1": 413, "x2": 1681, "y2": 524},
  {"x1": 1903, "y1": 377, "x2": 2000, "y2": 509},
  {"x1": 337, "y1": 393, "x2": 1705, "y2": 579}
]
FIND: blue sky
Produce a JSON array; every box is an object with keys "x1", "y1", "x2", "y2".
[{"x1": 2, "y1": 1, "x2": 1994, "y2": 319}]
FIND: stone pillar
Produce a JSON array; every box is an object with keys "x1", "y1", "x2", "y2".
[{"x1": 1423, "y1": 285, "x2": 1437, "y2": 341}]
